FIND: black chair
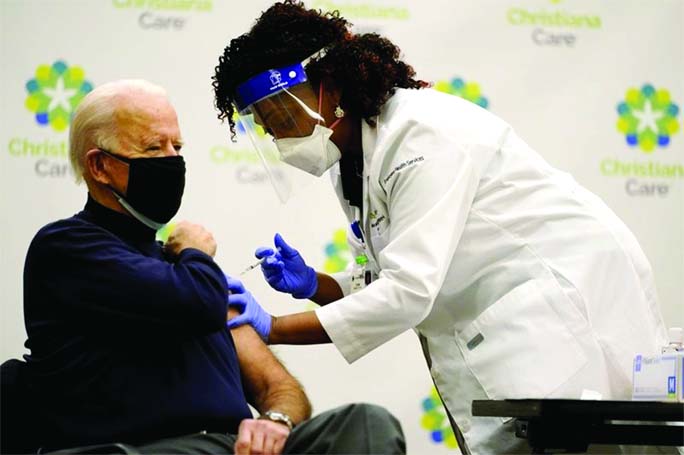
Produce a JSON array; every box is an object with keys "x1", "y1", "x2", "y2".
[
  {"x1": 1, "y1": 358, "x2": 38, "y2": 454},
  {"x1": 1, "y1": 358, "x2": 139, "y2": 454},
  {"x1": 46, "y1": 443, "x2": 141, "y2": 454}
]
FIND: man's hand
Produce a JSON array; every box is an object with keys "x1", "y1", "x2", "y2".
[
  {"x1": 164, "y1": 220, "x2": 217, "y2": 257},
  {"x1": 234, "y1": 418, "x2": 290, "y2": 455}
]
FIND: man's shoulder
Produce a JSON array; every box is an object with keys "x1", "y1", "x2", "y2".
[
  {"x1": 33, "y1": 212, "x2": 89, "y2": 238},
  {"x1": 29, "y1": 212, "x2": 110, "y2": 253}
]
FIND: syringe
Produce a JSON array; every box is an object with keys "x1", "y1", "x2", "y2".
[
  {"x1": 239, "y1": 247, "x2": 281, "y2": 276},
  {"x1": 239, "y1": 257, "x2": 267, "y2": 276}
]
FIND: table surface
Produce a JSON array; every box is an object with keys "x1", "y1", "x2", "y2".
[{"x1": 472, "y1": 399, "x2": 684, "y2": 421}]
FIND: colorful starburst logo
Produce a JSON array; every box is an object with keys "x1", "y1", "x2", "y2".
[
  {"x1": 421, "y1": 387, "x2": 458, "y2": 450},
  {"x1": 616, "y1": 84, "x2": 680, "y2": 153},
  {"x1": 435, "y1": 77, "x2": 489, "y2": 109},
  {"x1": 323, "y1": 228, "x2": 352, "y2": 273},
  {"x1": 25, "y1": 60, "x2": 93, "y2": 132},
  {"x1": 304, "y1": 228, "x2": 353, "y2": 311}
]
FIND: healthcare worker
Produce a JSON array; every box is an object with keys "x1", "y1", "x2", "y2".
[{"x1": 213, "y1": 2, "x2": 669, "y2": 453}]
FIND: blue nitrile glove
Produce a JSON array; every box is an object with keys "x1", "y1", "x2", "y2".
[
  {"x1": 255, "y1": 233, "x2": 318, "y2": 299},
  {"x1": 225, "y1": 275, "x2": 272, "y2": 341}
]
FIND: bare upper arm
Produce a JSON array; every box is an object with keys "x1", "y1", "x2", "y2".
[{"x1": 228, "y1": 310, "x2": 300, "y2": 412}]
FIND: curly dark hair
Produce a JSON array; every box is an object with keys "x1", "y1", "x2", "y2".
[{"x1": 212, "y1": 0, "x2": 428, "y2": 140}]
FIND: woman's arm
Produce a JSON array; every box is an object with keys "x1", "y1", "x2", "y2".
[
  {"x1": 310, "y1": 272, "x2": 344, "y2": 306},
  {"x1": 270, "y1": 311, "x2": 332, "y2": 345}
]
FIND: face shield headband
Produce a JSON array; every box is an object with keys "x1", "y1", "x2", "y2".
[
  {"x1": 234, "y1": 45, "x2": 331, "y2": 113},
  {"x1": 235, "y1": 62, "x2": 310, "y2": 115}
]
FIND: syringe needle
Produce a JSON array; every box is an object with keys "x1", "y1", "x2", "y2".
[
  {"x1": 239, "y1": 257, "x2": 267, "y2": 276},
  {"x1": 238, "y1": 247, "x2": 281, "y2": 276}
]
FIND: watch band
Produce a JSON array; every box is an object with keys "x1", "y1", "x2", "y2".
[{"x1": 259, "y1": 410, "x2": 294, "y2": 430}]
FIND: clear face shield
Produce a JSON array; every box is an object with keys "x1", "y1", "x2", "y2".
[{"x1": 234, "y1": 61, "x2": 343, "y2": 203}]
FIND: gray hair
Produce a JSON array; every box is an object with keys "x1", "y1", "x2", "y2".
[{"x1": 68, "y1": 79, "x2": 167, "y2": 183}]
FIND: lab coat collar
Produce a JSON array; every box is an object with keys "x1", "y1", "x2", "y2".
[
  {"x1": 361, "y1": 88, "x2": 407, "y2": 168},
  {"x1": 361, "y1": 118, "x2": 378, "y2": 169}
]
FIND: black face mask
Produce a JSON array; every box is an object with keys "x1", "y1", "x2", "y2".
[{"x1": 100, "y1": 149, "x2": 186, "y2": 228}]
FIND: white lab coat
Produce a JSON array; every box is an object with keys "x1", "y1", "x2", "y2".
[{"x1": 315, "y1": 88, "x2": 669, "y2": 454}]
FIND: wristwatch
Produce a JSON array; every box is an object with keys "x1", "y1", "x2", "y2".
[{"x1": 259, "y1": 410, "x2": 294, "y2": 430}]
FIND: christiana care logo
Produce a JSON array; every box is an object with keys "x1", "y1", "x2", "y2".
[
  {"x1": 8, "y1": 60, "x2": 93, "y2": 178},
  {"x1": 112, "y1": 0, "x2": 213, "y2": 31},
  {"x1": 310, "y1": 0, "x2": 410, "y2": 20},
  {"x1": 209, "y1": 113, "x2": 280, "y2": 185},
  {"x1": 435, "y1": 77, "x2": 489, "y2": 110},
  {"x1": 616, "y1": 84, "x2": 680, "y2": 153},
  {"x1": 601, "y1": 83, "x2": 683, "y2": 198},
  {"x1": 25, "y1": 60, "x2": 93, "y2": 132},
  {"x1": 506, "y1": 0, "x2": 601, "y2": 47}
]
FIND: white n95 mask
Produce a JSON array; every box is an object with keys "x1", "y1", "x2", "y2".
[{"x1": 276, "y1": 124, "x2": 342, "y2": 177}]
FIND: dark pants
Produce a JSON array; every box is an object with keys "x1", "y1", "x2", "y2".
[{"x1": 54, "y1": 403, "x2": 405, "y2": 454}]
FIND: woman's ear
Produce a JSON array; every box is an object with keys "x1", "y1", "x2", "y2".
[
  {"x1": 85, "y1": 149, "x2": 113, "y2": 185},
  {"x1": 321, "y1": 78, "x2": 344, "y2": 125}
]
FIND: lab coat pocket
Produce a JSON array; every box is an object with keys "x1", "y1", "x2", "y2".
[{"x1": 455, "y1": 279, "x2": 588, "y2": 399}]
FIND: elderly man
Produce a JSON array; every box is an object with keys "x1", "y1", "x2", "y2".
[{"x1": 22, "y1": 79, "x2": 405, "y2": 454}]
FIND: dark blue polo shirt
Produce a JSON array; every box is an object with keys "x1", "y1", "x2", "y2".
[{"x1": 23, "y1": 196, "x2": 251, "y2": 449}]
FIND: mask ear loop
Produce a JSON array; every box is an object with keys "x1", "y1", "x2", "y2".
[{"x1": 319, "y1": 82, "x2": 344, "y2": 130}]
